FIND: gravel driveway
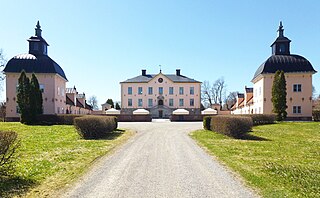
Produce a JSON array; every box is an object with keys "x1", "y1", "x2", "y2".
[{"x1": 62, "y1": 121, "x2": 258, "y2": 198}]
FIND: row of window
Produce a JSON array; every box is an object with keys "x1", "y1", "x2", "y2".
[
  {"x1": 128, "y1": 87, "x2": 195, "y2": 95},
  {"x1": 128, "y1": 98, "x2": 195, "y2": 107},
  {"x1": 16, "y1": 84, "x2": 64, "y2": 95},
  {"x1": 254, "y1": 84, "x2": 303, "y2": 97}
]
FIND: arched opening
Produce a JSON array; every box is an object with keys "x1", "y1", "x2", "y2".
[{"x1": 158, "y1": 99, "x2": 163, "y2": 106}]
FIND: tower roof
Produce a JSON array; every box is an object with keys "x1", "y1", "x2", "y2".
[
  {"x1": 252, "y1": 22, "x2": 316, "y2": 81},
  {"x1": 4, "y1": 53, "x2": 68, "y2": 81},
  {"x1": 3, "y1": 21, "x2": 67, "y2": 81}
]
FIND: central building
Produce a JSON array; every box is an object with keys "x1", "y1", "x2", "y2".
[{"x1": 120, "y1": 69, "x2": 201, "y2": 118}]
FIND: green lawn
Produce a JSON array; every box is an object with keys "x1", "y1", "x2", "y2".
[
  {"x1": 0, "y1": 122, "x2": 133, "y2": 198},
  {"x1": 190, "y1": 122, "x2": 320, "y2": 198}
]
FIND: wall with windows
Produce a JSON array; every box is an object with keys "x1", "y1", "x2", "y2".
[
  {"x1": 5, "y1": 73, "x2": 67, "y2": 118},
  {"x1": 252, "y1": 73, "x2": 313, "y2": 118}
]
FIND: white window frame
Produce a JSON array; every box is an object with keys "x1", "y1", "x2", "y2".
[
  {"x1": 293, "y1": 106, "x2": 301, "y2": 114},
  {"x1": 293, "y1": 84, "x2": 302, "y2": 92}
]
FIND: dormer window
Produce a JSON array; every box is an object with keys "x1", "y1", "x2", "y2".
[
  {"x1": 279, "y1": 44, "x2": 285, "y2": 53},
  {"x1": 43, "y1": 45, "x2": 47, "y2": 55}
]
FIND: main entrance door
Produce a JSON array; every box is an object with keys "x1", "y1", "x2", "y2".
[{"x1": 159, "y1": 110, "x2": 163, "y2": 118}]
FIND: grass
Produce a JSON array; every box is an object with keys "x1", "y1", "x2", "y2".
[
  {"x1": 190, "y1": 122, "x2": 320, "y2": 198},
  {"x1": 0, "y1": 122, "x2": 134, "y2": 198}
]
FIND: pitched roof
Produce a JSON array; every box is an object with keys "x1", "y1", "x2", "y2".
[
  {"x1": 66, "y1": 95, "x2": 74, "y2": 106},
  {"x1": 76, "y1": 99, "x2": 84, "y2": 108},
  {"x1": 252, "y1": 54, "x2": 316, "y2": 81},
  {"x1": 121, "y1": 73, "x2": 201, "y2": 83},
  {"x1": 245, "y1": 87, "x2": 253, "y2": 93},
  {"x1": 66, "y1": 87, "x2": 77, "y2": 94},
  {"x1": 85, "y1": 103, "x2": 93, "y2": 110},
  {"x1": 4, "y1": 53, "x2": 68, "y2": 81}
]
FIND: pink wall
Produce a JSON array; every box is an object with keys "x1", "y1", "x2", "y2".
[
  {"x1": 253, "y1": 73, "x2": 313, "y2": 117},
  {"x1": 5, "y1": 72, "x2": 67, "y2": 118}
]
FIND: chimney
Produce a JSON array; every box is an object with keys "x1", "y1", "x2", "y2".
[
  {"x1": 142, "y1": 69, "x2": 146, "y2": 76},
  {"x1": 176, "y1": 69, "x2": 181, "y2": 76}
]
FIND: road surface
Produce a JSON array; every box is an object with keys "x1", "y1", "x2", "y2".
[{"x1": 62, "y1": 121, "x2": 258, "y2": 198}]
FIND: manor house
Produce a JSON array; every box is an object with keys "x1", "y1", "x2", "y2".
[
  {"x1": 120, "y1": 69, "x2": 201, "y2": 118},
  {"x1": 232, "y1": 22, "x2": 317, "y2": 120}
]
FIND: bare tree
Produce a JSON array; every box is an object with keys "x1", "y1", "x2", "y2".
[
  {"x1": 201, "y1": 81, "x2": 213, "y2": 107},
  {"x1": 88, "y1": 95, "x2": 99, "y2": 110},
  {"x1": 312, "y1": 85, "x2": 316, "y2": 99},
  {"x1": 225, "y1": 91, "x2": 238, "y2": 110},
  {"x1": 201, "y1": 77, "x2": 226, "y2": 109},
  {"x1": 214, "y1": 78, "x2": 226, "y2": 108}
]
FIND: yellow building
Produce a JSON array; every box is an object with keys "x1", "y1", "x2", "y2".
[{"x1": 232, "y1": 22, "x2": 317, "y2": 120}]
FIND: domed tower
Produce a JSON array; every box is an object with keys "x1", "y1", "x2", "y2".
[
  {"x1": 4, "y1": 21, "x2": 68, "y2": 120},
  {"x1": 251, "y1": 22, "x2": 317, "y2": 120}
]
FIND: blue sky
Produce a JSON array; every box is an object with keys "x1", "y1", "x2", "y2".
[{"x1": 1, "y1": 1, "x2": 319, "y2": 106}]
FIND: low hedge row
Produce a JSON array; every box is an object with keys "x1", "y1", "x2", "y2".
[
  {"x1": 74, "y1": 116, "x2": 117, "y2": 139},
  {"x1": 243, "y1": 114, "x2": 276, "y2": 125},
  {"x1": 36, "y1": 114, "x2": 84, "y2": 125},
  {"x1": 313, "y1": 110, "x2": 320, "y2": 121},
  {"x1": 210, "y1": 116, "x2": 253, "y2": 138}
]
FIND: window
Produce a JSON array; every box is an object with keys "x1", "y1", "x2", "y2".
[
  {"x1": 16, "y1": 84, "x2": 19, "y2": 93},
  {"x1": 148, "y1": 87, "x2": 153, "y2": 95},
  {"x1": 40, "y1": 84, "x2": 45, "y2": 93},
  {"x1": 179, "y1": 87, "x2": 184, "y2": 95},
  {"x1": 61, "y1": 87, "x2": 64, "y2": 96},
  {"x1": 293, "y1": 106, "x2": 301, "y2": 114},
  {"x1": 179, "y1": 99, "x2": 184, "y2": 107},
  {"x1": 16, "y1": 106, "x2": 20, "y2": 114},
  {"x1": 259, "y1": 87, "x2": 261, "y2": 96},
  {"x1": 190, "y1": 87, "x2": 194, "y2": 95},
  {"x1": 138, "y1": 99, "x2": 143, "y2": 107},
  {"x1": 128, "y1": 99, "x2": 132, "y2": 107},
  {"x1": 169, "y1": 87, "x2": 174, "y2": 95},
  {"x1": 128, "y1": 87, "x2": 132, "y2": 95},
  {"x1": 190, "y1": 99, "x2": 194, "y2": 106},
  {"x1": 138, "y1": 87, "x2": 143, "y2": 95},
  {"x1": 159, "y1": 87, "x2": 163, "y2": 95},
  {"x1": 169, "y1": 99, "x2": 174, "y2": 107},
  {"x1": 57, "y1": 107, "x2": 60, "y2": 114},
  {"x1": 148, "y1": 99, "x2": 153, "y2": 107},
  {"x1": 57, "y1": 87, "x2": 60, "y2": 96},
  {"x1": 293, "y1": 84, "x2": 302, "y2": 92}
]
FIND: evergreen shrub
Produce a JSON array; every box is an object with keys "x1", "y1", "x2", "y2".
[
  {"x1": 312, "y1": 110, "x2": 320, "y2": 121},
  {"x1": 74, "y1": 116, "x2": 117, "y2": 139},
  {"x1": 210, "y1": 116, "x2": 253, "y2": 138}
]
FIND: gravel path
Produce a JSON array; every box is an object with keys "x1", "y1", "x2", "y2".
[{"x1": 62, "y1": 121, "x2": 258, "y2": 198}]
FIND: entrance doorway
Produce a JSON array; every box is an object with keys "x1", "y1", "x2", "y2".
[
  {"x1": 159, "y1": 110, "x2": 163, "y2": 118},
  {"x1": 158, "y1": 99, "x2": 164, "y2": 106}
]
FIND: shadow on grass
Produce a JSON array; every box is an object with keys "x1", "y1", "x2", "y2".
[
  {"x1": 0, "y1": 175, "x2": 37, "y2": 198},
  {"x1": 237, "y1": 133, "x2": 270, "y2": 141}
]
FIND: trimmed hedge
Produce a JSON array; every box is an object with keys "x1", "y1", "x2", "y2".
[
  {"x1": 243, "y1": 114, "x2": 276, "y2": 126},
  {"x1": 313, "y1": 110, "x2": 320, "y2": 121},
  {"x1": 74, "y1": 116, "x2": 117, "y2": 139},
  {"x1": 210, "y1": 116, "x2": 253, "y2": 138},
  {"x1": 203, "y1": 116, "x2": 212, "y2": 130},
  {"x1": 36, "y1": 114, "x2": 83, "y2": 125}
]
